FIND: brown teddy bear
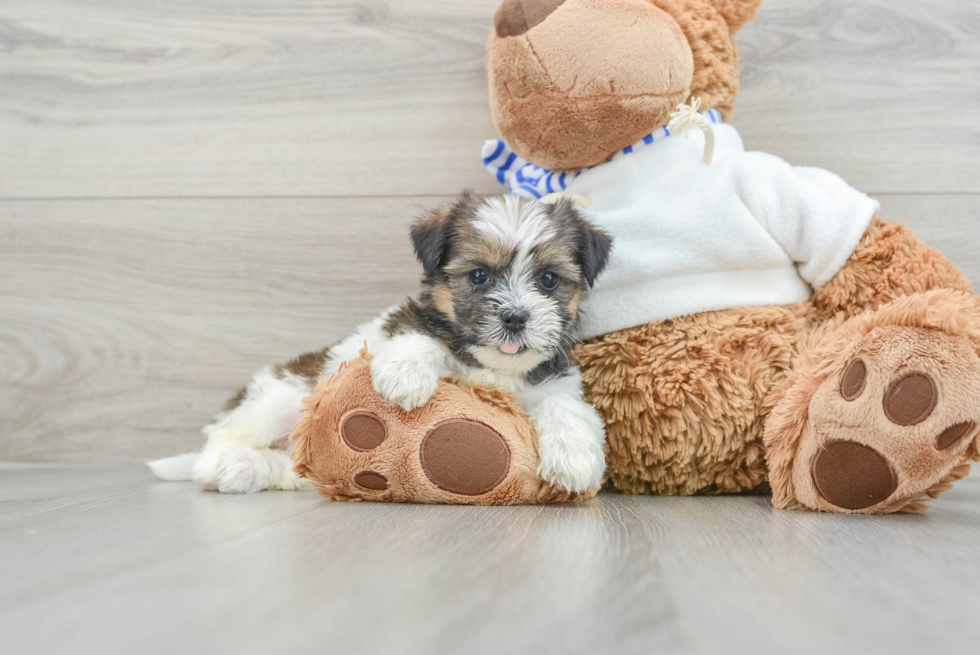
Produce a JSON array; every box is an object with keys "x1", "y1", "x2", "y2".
[{"x1": 481, "y1": 0, "x2": 980, "y2": 513}]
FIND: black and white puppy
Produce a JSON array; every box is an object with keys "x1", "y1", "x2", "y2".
[{"x1": 149, "y1": 193, "x2": 612, "y2": 494}]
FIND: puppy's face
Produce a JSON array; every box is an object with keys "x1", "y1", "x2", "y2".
[{"x1": 411, "y1": 193, "x2": 612, "y2": 374}]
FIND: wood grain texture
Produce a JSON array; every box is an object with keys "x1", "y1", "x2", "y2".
[
  {"x1": 1, "y1": 194, "x2": 977, "y2": 463},
  {"x1": 0, "y1": 0, "x2": 977, "y2": 198},
  {"x1": 734, "y1": 0, "x2": 980, "y2": 193},
  {"x1": 0, "y1": 196, "x2": 446, "y2": 462},
  {"x1": 3, "y1": 464, "x2": 980, "y2": 654},
  {"x1": 0, "y1": 0, "x2": 503, "y2": 198}
]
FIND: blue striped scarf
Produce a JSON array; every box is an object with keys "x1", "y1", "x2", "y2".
[{"x1": 482, "y1": 108, "x2": 722, "y2": 199}]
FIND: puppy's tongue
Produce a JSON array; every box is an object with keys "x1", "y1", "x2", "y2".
[{"x1": 499, "y1": 341, "x2": 522, "y2": 355}]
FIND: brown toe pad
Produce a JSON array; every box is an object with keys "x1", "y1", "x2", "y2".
[
  {"x1": 935, "y1": 421, "x2": 977, "y2": 451},
  {"x1": 812, "y1": 440, "x2": 898, "y2": 510},
  {"x1": 840, "y1": 359, "x2": 867, "y2": 401},
  {"x1": 354, "y1": 471, "x2": 389, "y2": 491},
  {"x1": 883, "y1": 372, "x2": 937, "y2": 426},
  {"x1": 342, "y1": 412, "x2": 387, "y2": 451}
]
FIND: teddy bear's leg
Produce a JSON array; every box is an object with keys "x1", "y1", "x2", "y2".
[
  {"x1": 574, "y1": 304, "x2": 808, "y2": 496},
  {"x1": 292, "y1": 358, "x2": 591, "y2": 504},
  {"x1": 811, "y1": 218, "x2": 972, "y2": 321},
  {"x1": 766, "y1": 290, "x2": 980, "y2": 513}
]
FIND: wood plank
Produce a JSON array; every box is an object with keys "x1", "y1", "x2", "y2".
[
  {"x1": 3, "y1": 464, "x2": 980, "y2": 654},
  {"x1": 0, "y1": 196, "x2": 443, "y2": 462},
  {"x1": 0, "y1": 0, "x2": 977, "y2": 199},
  {"x1": 734, "y1": 0, "x2": 980, "y2": 193},
  {"x1": 0, "y1": 194, "x2": 976, "y2": 463},
  {"x1": 0, "y1": 0, "x2": 504, "y2": 198}
]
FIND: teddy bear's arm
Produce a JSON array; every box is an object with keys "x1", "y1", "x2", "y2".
[
  {"x1": 734, "y1": 152, "x2": 879, "y2": 289},
  {"x1": 733, "y1": 153, "x2": 971, "y2": 321},
  {"x1": 810, "y1": 218, "x2": 973, "y2": 322}
]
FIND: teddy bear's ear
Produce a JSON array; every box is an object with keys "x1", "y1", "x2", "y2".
[{"x1": 707, "y1": 0, "x2": 763, "y2": 33}]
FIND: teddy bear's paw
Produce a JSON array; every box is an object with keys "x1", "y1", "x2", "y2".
[
  {"x1": 793, "y1": 326, "x2": 980, "y2": 513},
  {"x1": 294, "y1": 355, "x2": 589, "y2": 505},
  {"x1": 325, "y1": 410, "x2": 516, "y2": 503}
]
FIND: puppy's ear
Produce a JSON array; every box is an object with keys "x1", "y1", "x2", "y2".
[
  {"x1": 578, "y1": 221, "x2": 613, "y2": 288},
  {"x1": 410, "y1": 205, "x2": 454, "y2": 278},
  {"x1": 550, "y1": 197, "x2": 612, "y2": 287}
]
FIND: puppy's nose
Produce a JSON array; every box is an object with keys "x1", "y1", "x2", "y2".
[
  {"x1": 495, "y1": 0, "x2": 566, "y2": 37},
  {"x1": 501, "y1": 309, "x2": 529, "y2": 333}
]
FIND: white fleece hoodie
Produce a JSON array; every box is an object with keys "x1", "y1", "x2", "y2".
[{"x1": 483, "y1": 112, "x2": 879, "y2": 339}]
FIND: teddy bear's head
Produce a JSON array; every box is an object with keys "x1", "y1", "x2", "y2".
[{"x1": 486, "y1": 0, "x2": 762, "y2": 170}]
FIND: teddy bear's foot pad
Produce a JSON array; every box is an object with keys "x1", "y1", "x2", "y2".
[
  {"x1": 344, "y1": 418, "x2": 512, "y2": 496},
  {"x1": 353, "y1": 470, "x2": 390, "y2": 490},
  {"x1": 334, "y1": 409, "x2": 516, "y2": 502},
  {"x1": 419, "y1": 419, "x2": 511, "y2": 495},
  {"x1": 793, "y1": 326, "x2": 980, "y2": 513},
  {"x1": 811, "y1": 441, "x2": 897, "y2": 510}
]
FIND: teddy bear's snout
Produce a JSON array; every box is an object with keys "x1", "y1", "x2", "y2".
[{"x1": 495, "y1": 0, "x2": 566, "y2": 38}]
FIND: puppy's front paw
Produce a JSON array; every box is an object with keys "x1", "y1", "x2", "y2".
[
  {"x1": 370, "y1": 336, "x2": 444, "y2": 411},
  {"x1": 534, "y1": 397, "x2": 607, "y2": 494}
]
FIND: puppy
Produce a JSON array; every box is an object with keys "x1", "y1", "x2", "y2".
[{"x1": 149, "y1": 193, "x2": 613, "y2": 494}]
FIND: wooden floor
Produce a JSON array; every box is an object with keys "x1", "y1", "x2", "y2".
[
  {"x1": 4, "y1": 464, "x2": 980, "y2": 655},
  {"x1": 2, "y1": 0, "x2": 979, "y2": 652}
]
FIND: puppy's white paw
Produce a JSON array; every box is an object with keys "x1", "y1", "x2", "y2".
[
  {"x1": 217, "y1": 449, "x2": 272, "y2": 493},
  {"x1": 194, "y1": 448, "x2": 271, "y2": 494},
  {"x1": 370, "y1": 334, "x2": 445, "y2": 411},
  {"x1": 191, "y1": 449, "x2": 222, "y2": 491},
  {"x1": 533, "y1": 396, "x2": 607, "y2": 493},
  {"x1": 218, "y1": 449, "x2": 271, "y2": 494}
]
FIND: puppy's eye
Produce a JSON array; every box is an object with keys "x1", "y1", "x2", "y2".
[
  {"x1": 468, "y1": 269, "x2": 490, "y2": 285},
  {"x1": 540, "y1": 271, "x2": 559, "y2": 290}
]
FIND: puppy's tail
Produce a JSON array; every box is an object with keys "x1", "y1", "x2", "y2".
[{"x1": 147, "y1": 452, "x2": 199, "y2": 481}]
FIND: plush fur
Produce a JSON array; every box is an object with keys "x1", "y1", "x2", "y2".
[
  {"x1": 810, "y1": 219, "x2": 973, "y2": 321},
  {"x1": 575, "y1": 302, "x2": 805, "y2": 496},
  {"x1": 150, "y1": 193, "x2": 614, "y2": 497},
  {"x1": 489, "y1": 0, "x2": 980, "y2": 513}
]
